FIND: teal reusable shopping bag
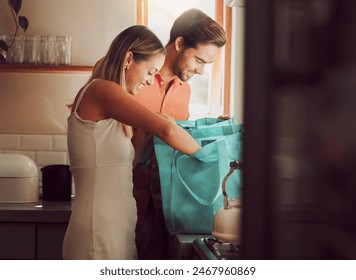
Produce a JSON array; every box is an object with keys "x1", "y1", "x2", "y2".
[
  {"x1": 176, "y1": 116, "x2": 238, "y2": 129},
  {"x1": 154, "y1": 118, "x2": 243, "y2": 234}
]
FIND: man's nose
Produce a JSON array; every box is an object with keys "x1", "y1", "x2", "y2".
[{"x1": 195, "y1": 64, "x2": 205, "y2": 75}]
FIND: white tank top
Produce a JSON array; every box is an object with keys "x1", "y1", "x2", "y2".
[{"x1": 63, "y1": 79, "x2": 137, "y2": 260}]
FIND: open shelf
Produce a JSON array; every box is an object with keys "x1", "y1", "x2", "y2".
[{"x1": 0, "y1": 64, "x2": 93, "y2": 74}]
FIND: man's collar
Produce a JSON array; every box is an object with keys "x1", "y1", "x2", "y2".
[{"x1": 155, "y1": 72, "x2": 183, "y2": 86}]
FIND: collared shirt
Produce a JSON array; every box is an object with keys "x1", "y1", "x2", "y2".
[{"x1": 132, "y1": 72, "x2": 190, "y2": 120}]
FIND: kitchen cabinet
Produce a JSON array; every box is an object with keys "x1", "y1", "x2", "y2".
[
  {"x1": 37, "y1": 223, "x2": 68, "y2": 260},
  {"x1": 0, "y1": 222, "x2": 68, "y2": 260},
  {"x1": 0, "y1": 223, "x2": 36, "y2": 259},
  {"x1": 0, "y1": 200, "x2": 72, "y2": 260}
]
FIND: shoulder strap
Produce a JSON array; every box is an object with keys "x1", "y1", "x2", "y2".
[{"x1": 73, "y1": 79, "x2": 96, "y2": 112}]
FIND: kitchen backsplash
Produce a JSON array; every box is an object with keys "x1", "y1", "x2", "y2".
[
  {"x1": 0, "y1": 134, "x2": 68, "y2": 164},
  {"x1": 0, "y1": 133, "x2": 68, "y2": 187},
  {"x1": 0, "y1": 72, "x2": 91, "y2": 192}
]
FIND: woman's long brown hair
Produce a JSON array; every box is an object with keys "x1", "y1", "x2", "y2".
[{"x1": 72, "y1": 25, "x2": 165, "y2": 137}]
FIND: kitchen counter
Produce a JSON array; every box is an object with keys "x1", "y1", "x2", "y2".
[
  {"x1": 0, "y1": 199, "x2": 73, "y2": 223},
  {"x1": 0, "y1": 199, "x2": 212, "y2": 259}
]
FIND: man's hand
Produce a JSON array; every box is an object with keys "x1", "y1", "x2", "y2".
[{"x1": 217, "y1": 114, "x2": 231, "y2": 120}]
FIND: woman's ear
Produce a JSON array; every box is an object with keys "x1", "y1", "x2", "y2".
[
  {"x1": 124, "y1": 51, "x2": 134, "y2": 68},
  {"x1": 174, "y1": 36, "x2": 184, "y2": 52}
]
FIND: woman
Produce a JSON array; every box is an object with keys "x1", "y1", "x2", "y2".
[{"x1": 62, "y1": 25, "x2": 200, "y2": 260}]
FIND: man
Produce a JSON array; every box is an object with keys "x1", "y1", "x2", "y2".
[{"x1": 132, "y1": 8, "x2": 227, "y2": 259}]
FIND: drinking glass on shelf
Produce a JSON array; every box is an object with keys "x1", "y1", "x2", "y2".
[
  {"x1": 56, "y1": 35, "x2": 72, "y2": 65},
  {"x1": 26, "y1": 35, "x2": 42, "y2": 65},
  {"x1": 41, "y1": 35, "x2": 57, "y2": 65},
  {"x1": 12, "y1": 35, "x2": 26, "y2": 64}
]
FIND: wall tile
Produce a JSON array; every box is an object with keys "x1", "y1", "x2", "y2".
[
  {"x1": 53, "y1": 135, "x2": 68, "y2": 151},
  {"x1": 21, "y1": 135, "x2": 52, "y2": 151},
  {"x1": 3, "y1": 150, "x2": 36, "y2": 162},
  {"x1": 36, "y1": 151, "x2": 68, "y2": 167},
  {"x1": 0, "y1": 73, "x2": 89, "y2": 135},
  {"x1": 0, "y1": 134, "x2": 21, "y2": 150}
]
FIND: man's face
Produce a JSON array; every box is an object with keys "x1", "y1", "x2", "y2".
[{"x1": 172, "y1": 43, "x2": 219, "y2": 82}]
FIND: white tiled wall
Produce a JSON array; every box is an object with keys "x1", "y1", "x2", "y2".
[
  {"x1": 0, "y1": 73, "x2": 91, "y2": 196},
  {"x1": 0, "y1": 134, "x2": 69, "y2": 188}
]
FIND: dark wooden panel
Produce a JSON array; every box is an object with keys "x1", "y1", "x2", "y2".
[
  {"x1": 0, "y1": 223, "x2": 36, "y2": 259},
  {"x1": 36, "y1": 223, "x2": 68, "y2": 260}
]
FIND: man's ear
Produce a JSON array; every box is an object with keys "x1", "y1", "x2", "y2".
[
  {"x1": 124, "y1": 51, "x2": 134, "y2": 68},
  {"x1": 174, "y1": 36, "x2": 184, "y2": 52}
]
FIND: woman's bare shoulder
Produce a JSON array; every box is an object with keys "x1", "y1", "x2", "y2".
[
  {"x1": 91, "y1": 79, "x2": 119, "y2": 89},
  {"x1": 89, "y1": 79, "x2": 125, "y2": 98}
]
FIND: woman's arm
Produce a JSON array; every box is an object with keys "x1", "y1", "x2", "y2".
[
  {"x1": 91, "y1": 80, "x2": 201, "y2": 155},
  {"x1": 131, "y1": 113, "x2": 174, "y2": 168}
]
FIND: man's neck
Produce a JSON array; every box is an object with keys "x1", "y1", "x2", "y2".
[
  {"x1": 159, "y1": 43, "x2": 181, "y2": 92},
  {"x1": 159, "y1": 64, "x2": 176, "y2": 93},
  {"x1": 160, "y1": 58, "x2": 176, "y2": 79}
]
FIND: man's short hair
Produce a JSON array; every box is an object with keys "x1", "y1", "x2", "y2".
[{"x1": 168, "y1": 8, "x2": 227, "y2": 49}]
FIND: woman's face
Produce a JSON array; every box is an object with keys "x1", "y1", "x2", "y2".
[{"x1": 125, "y1": 53, "x2": 165, "y2": 95}]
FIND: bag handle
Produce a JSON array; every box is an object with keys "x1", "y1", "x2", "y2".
[
  {"x1": 174, "y1": 138, "x2": 228, "y2": 206},
  {"x1": 186, "y1": 124, "x2": 243, "y2": 141},
  {"x1": 177, "y1": 116, "x2": 239, "y2": 129}
]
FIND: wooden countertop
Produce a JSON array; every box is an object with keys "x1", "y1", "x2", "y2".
[{"x1": 0, "y1": 199, "x2": 73, "y2": 223}]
